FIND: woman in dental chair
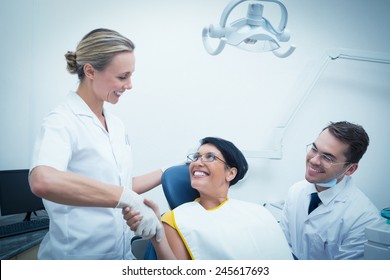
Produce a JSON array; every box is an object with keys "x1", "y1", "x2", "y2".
[{"x1": 124, "y1": 137, "x2": 292, "y2": 260}]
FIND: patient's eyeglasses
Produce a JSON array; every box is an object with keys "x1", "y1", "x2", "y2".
[
  {"x1": 306, "y1": 143, "x2": 350, "y2": 169},
  {"x1": 187, "y1": 152, "x2": 230, "y2": 167}
]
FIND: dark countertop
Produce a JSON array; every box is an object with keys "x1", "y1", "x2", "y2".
[{"x1": 0, "y1": 211, "x2": 48, "y2": 259}]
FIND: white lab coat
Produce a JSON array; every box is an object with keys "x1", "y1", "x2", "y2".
[
  {"x1": 173, "y1": 198, "x2": 293, "y2": 260},
  {"x1": 280, "y1": 176, "x2": 383, "y2": 260},
  {"x1": 31, "y1": 92, "x2": 134, "y2": 259}
]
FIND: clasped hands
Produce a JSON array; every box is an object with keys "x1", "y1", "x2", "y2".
[{"x1": 122, "y1": 198, "x2": 163, "y2": 242}]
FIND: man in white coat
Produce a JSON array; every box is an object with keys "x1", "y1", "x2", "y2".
[{"x1": 280, "y1": 121, "x2": 384, "y2": 260}]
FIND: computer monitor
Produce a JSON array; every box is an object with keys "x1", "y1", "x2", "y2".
[{"x1": 0, "y1": 169, "x2": 45, "y2": 220}]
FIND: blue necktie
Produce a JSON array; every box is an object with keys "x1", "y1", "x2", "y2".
[{"x1": 308, "y1": 192, "x2": 321, "y2": 214}]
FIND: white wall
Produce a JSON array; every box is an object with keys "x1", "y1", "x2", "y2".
[{"x1": 1, "y1": 0, "x2": 389, "y2": 213}]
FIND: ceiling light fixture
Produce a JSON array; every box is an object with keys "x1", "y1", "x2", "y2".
[{"x1": 202, "y1": 0, "x2": 296, "y2": 58}]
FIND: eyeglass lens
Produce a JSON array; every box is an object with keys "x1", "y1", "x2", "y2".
[
  {"x1": 188, "y1": 153, "x2": 215, "y2": 162},
  {"x1": 306, "y1": 144, "x2": 333, "y2": 168}
]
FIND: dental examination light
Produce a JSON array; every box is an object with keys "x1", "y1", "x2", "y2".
[{"x1": 202, "y1": 0, "x2": 296, "y2": 58}]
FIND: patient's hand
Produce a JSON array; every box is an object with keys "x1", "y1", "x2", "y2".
[
  {"x1": 122, "y1": 207, "x2": 142, "y2": 232},
  {"x1": 122, "y1": 198, "x2": 162, "y2": 236}
]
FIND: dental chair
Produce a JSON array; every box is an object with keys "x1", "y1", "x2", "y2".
[
  {"x1": 161, "y1": 164, "x2": 199, "y2": 209},
  {"x1": 131, "y1": 164, "x2": 199, "y2": 260}
]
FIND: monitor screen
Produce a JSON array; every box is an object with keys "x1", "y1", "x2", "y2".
[{"x1": 0, "y1": 169, "x2": 45, "y2": 216}]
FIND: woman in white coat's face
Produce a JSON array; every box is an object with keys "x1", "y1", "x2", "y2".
[{"x1": 83, "y1": 51, "x2": 135, "y2": 105}]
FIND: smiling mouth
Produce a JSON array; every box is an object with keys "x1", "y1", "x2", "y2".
[
  {"x1": 114, "y1": 90, "x2": 123, "y2": 97},
  {"x1": 309, "y1": 166, "x2": 321, "y2": 173},
  {"x1": 307, "y1": 163, "x2": 326, "y2": 176},
  {"x1": 193, "y1": 171, "x2": 209, "y2": 177}
]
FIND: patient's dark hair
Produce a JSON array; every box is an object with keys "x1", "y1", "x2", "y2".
[{"x1": 200, "y1": 137, "x2": 248, "y2": 186}]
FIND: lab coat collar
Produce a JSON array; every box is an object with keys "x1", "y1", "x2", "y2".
[
  {"x1": 67, "y1": 91, "x2": 95, "y2": 117},
  {"x1": 304, "y1": 177, "x2": 348, "y2": 219},
  {"x1": 316, "y1": 176, "x2": 350, "y2": 206},
  {"x1": 67, "y1": 91, "x2": 109, "y2": 134}
]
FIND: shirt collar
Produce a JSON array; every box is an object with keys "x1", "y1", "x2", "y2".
[
  {"x1": 67, "y1": 91, "x2": 95, "y2": 117},
  {"x1": 67, "y1": 91, "x2": 109, "y2": 133},
  {"x1": 316, "y1": 176, "x2": 349, "y2": 206}
]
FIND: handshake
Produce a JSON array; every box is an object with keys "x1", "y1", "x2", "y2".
[{"x1": 116, "y1": 187, "x2": 163, "y2": 242}]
